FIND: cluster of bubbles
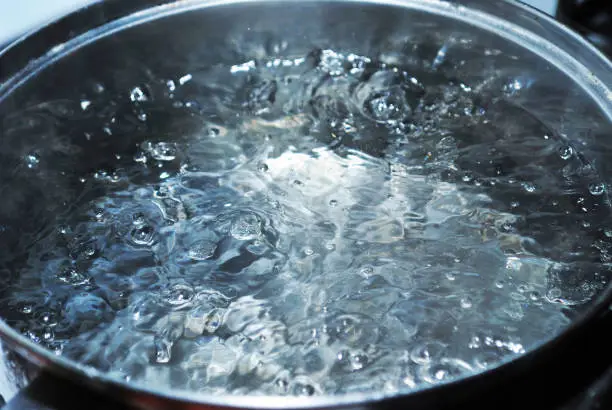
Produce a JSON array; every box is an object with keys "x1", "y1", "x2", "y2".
[{"x1": 2, "y1": 42, "x2": 611, "y2": 398}]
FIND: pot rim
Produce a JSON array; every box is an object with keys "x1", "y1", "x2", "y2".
[{"x1": 1, "y1": 0, "x2": 612, "y2": 408}]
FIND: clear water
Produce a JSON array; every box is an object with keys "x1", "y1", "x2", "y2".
[{"x1": 2, "y1": 46, "x2": 611, "y2": 397}]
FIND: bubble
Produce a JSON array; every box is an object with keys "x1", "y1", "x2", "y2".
[
  {"x1": 230, "y1": 212, "x2": 263, "y2": 241},
  {"x1": 359, "y1": 266, "x2": 374, "y2": 277},
  {"x1": 134, "y1": 151, "x2": 147, "y2": 163},
  {"x1": 419, "y1": 358, "x2": 473, "y2": 384},
  {"x1": 42, "y1": 328, "x2": 55, "y2": 341},
  {"x1": 337, "y1": 349, "x2": 369, "y2": 372},
  {"x1": 166, "y1": 80, "x2": 177, "y2": 92},
  {"x1": 80, "y1": 100, "x2": 91, "y2": 111},
  {"x1": 559, "y1": 145, "x2": 574, "y2": 160},
  {"x1": 410, "y1": 341, "x2": 446, "y2": 365},
  {"x1": 56, "y1": 267, "x2": 90, "y2": 286},
  {"x1": 589, "y1": 182, "x2": 605, "y2": 196},
  {"x1": 460, "y1": 297, "x2": 473, "y2": 309},
  {"x1": 145, "y1": 142, "x2": 177, "y2": 162},
  {"x1": 37, "y1": 311, "x2": 59, "y2": 327},
  {"x1": 153, "y1": 185, "x2": 169, "y2": 198},
  {"x1": 522, "y1": 182, "x2": 536, "y2": 193},
  {"x1": 505, "y1": 257, "x2": 522, "y2": 271},
  {"x1": 257, "y1": 162, "x2": 269, "y2": 172},
  {"x1": 246, "y1": 79, "x2": 278, "y2": 113},
  {"x1": 365, "y1": 89, "x2": 411, "y2": 124},
  {"x1": 20, "y1": 304, "x2": 33, "y2": 314},
  {"x1": 129, "y1": 86, "x2": 149, "y2": 102},
  {"x1": 329, "y1": 199, "x2": 339, "y2": 207},
  {"x1": 445, "y1": 271, "x2": 457, "y2": 281},
  {"x1": 128, "y1": 225, "x2": 156, "y2": 247},
  {"x1": 163, "y1": 283, "x2": 195, "y2": 307},
  {"x1": 319, "y1": 49, "x2": 345, "y2": 76},
  {"x1": 290, "y1": 377, "x2": 320, "y2": 396},
  {"x1": 188, "y1": 240, "x2": 217, "y2": 260},
  {"x1": 304, "y1": 247, "x2": 315, "y2": 256},
  {"x1": 546, "y1": 287, "x2": 562, "y2": 300},
  {"x1": 154, "y1": 335, "x2": 172, "y2": 364},
  {"x1": 25, "y1": 153, "x2": 40, "y2": 169}
]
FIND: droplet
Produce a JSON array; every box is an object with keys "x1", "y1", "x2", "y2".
[
  {"x1": 445, "y1": 272, "x2": 457, "y2": 281},
  {"x1": 304, "y1": 247, "x2": 315, "y2": 256},
  {"x1": 188, "y1": 240, "x2": 217, "y2": 260},
  {"x1": 329, "y1": 199, "x2": 338, "y2": 207},
  {"x1": 559, "y1": 145, "x2": 573, "y2": 160},
  {"x1": 80, "y1": 100, "x2": 91, "y2": 111},
  {"x1": 589, "y1": 182, "x2": 605, "y2": 196},
  {"x1": 257, "y1": 162, "x2": 269, "y2": 172},
  {"x1": 25, "y1": 153, "x2": 40, "y2": 169}
]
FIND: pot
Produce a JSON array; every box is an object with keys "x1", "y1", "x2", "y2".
[{"x1": 1, "y1": 1, "x2": 612, "y2": 409}]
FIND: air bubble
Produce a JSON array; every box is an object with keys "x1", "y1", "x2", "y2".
[
  {"x1": 25, "y1": 153, "x2": 40, "y2": 168},
  {"x1": 589, "y1": 183, "x2": 605, "y2": 196},
  {"x1": 163, "y1": 283, "x2": 195, "y2": 306},
  {"x1": 145, "y1": 142, "x2": 177, "y2": 162},
  {"x1": 129, "y1": 225, "x2": 155, "y2": 247},
  {"x1": 130, "y1": 86, "x2": 149, "y2": 102},
  {"x1": 230, "y1": 212, "x2": 263, "y2": 241},
  {"x1": 319, "y1": 49, "x2": 345, "y2": 76},
  {"x1": 410, "y1": 341, "x2": 446, "y2": 364},
  {"x1": 460, "y1": 297, "x2": 473, "y2": 309},
  {"x1": 559, "y1": 145, "x2": 574, "y2": 160},
  {"x1": 522, "y1": 182, "x2": 536, "y2": 193},
  {"x1": 188, "y1": 240, "x2": 217, "y2": 260}
]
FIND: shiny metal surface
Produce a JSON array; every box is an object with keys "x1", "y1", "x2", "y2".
[{"x1": 0, "y1": 1, "x2": 611, "y2": 409}]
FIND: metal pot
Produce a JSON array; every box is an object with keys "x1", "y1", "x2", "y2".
[{"x1": 1, "y1": 0, "x2": 612, "y2": 409}]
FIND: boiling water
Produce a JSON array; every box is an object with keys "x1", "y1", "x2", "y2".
[{"x1": 2, "y1": 46, "x2": 611, "y2": 396}]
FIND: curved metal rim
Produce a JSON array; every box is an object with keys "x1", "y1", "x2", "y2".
[{"x1": 0, "y1": 0, "x2": 612, "y2": 408}]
